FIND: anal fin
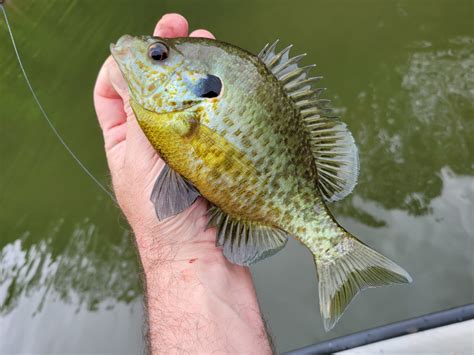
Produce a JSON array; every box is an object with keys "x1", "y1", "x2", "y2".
[
  {"x1": 207, "y1": 206, "x2": 288, "y2": 266},
  {"x1": 151, "y1": 164, "x2": 200, "y2": 221}
]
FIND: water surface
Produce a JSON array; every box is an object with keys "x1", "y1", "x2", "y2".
[{"x1": 0, "y1": 0, "x2": 473, "y2": 353}]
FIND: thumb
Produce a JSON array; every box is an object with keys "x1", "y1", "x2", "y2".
[
  {"x1": 107, "y1": 58, "x2": 139, "y2": 123},
  {"x1": 108, "y1": 56, "x2": 162, "y2": 184},
  {"x1": 107, "y1": 58, "x2": 129, "y2": 100}
]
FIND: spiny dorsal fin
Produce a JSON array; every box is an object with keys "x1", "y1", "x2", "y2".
[
  {"x1": 258, "y1": 41, "x2": 359, "y2": 202},
  {"x1": 207, "y1": 206, "x2": 288, "y2": 266}
]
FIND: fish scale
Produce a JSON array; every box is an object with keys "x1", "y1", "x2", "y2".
[{"x1": 112, "y1": 35, "x2": 412, "y2": 331}]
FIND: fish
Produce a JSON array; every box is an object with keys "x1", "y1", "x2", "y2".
[{"x1": 110, "y1": 34, "x2": 412, "y2": 331}]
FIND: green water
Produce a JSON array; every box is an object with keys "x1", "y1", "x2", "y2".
[{"x1": 0, "y1": 0, "x2": 473, "y2": 353}]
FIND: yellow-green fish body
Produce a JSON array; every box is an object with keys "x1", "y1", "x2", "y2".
[{"x1": 111, "y1": 35, "x2": 411, "y2": 330}]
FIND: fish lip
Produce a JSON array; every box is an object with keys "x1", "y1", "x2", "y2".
[
  {"x1": 110, "y1": 34, "x2": 134, "y2": 63},
  {"x1": 111, "y1": 34, "x2": 133, "y2": 50},
  {"x1": 110, "y1": 43, "x2": 127, "y2": 64}
]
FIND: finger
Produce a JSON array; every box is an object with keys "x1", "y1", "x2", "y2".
[
  {"x1": 154, "y1": 13, "x2": 189, "y2": 37},
  {"x1": 104, "y1": 123, "x2": 127, "y2": 151},
  {"x1": 93, "y1": 57, "x2": 127, "y2": 134},
  {"x1": 124, "y1": 116, "x2": 161, "y2": 178},
  {"x1": 107, "y1": 57, "x2": 129, "y2": 99},
  {"x1": 94, "y1": 57, "x2": 121, "y2": 101},
  {"x1": 189, "y1": 29, "x2": 215, "y2": 39}
]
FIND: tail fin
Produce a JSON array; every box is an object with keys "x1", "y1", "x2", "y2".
[{"x1": 315, "y1": 233, "x2": 412, "y2": 331}]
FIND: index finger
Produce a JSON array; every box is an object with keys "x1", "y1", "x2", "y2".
[{"x1": 154, "y1": 14, "x2": 189, "y2": 37}]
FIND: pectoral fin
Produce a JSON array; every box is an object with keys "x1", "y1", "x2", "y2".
[
  {"x1": 207, "y1": 206, "x2": 288, "y2": 265},
  {"x1": 151, "y1": 164, "x2": 200, "y2": 221}
]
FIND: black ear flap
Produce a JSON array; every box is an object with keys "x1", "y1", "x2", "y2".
[{"x1": 194, "y1": 74, "x2": 222, "y2": 98}]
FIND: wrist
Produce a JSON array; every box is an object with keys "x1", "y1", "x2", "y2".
[
  {"x1": 131, "y1": 201, "x2": 227, "y2": 276},
  {"x1": 136, "y1": 232, "x2": 226, "y2": 277}
]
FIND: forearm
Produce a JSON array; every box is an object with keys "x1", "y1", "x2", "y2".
[
  {"x1": 144, "y1": 254, "x2": 271, "y2": 353},
  {"x1": 134, "y1": 204, "x2": 272, "y2": 354}
]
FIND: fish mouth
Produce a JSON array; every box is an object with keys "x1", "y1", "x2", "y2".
[{"x1": 110, "y1": 34, "x2": 133, "y2": 62}]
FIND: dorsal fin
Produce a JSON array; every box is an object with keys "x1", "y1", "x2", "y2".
[
  {"x1": 258, "y1": 41, "x2": 359, "y2": 202},
  {"x1": 207, "y1": 206, "x2": 288, "y2": 266}
]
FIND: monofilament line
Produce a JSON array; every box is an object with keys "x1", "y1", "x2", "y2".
[{"x1": 1, "y1": 4, "x2": 117, "y2": 203}]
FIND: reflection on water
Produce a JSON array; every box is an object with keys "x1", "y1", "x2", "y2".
[
  {"x1": 335, "y1": 35, "x2": 474, "y2": 221},
  {"x1": 0, "y1": 0, "x2": 473, "y2": 353},
  {"x1": 403, "y1": 37, "x2": 474, "y2": 125},
  {"x1": 0, "y1": 221, "x2": 140, "y2": 316}
]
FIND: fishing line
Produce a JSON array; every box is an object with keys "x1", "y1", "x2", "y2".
[{"x1": 1, "y1": 3, "x2": 117, "y2": 203}]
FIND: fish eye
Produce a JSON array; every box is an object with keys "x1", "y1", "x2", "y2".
[{"x1": 148, "y1": 42, "x2": 169, "y2": 61}]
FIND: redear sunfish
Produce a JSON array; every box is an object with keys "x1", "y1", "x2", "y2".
[{"x1": 110, "y1": 35, "x2": 412, "y2": 331}]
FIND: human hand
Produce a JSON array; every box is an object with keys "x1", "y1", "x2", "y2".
[
  {"x1": 94, "y1": 15, "x2": 272, "y2": 353},
  {"x1": 93, "y1": 14, "x2": 218, "y2": 271}
]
